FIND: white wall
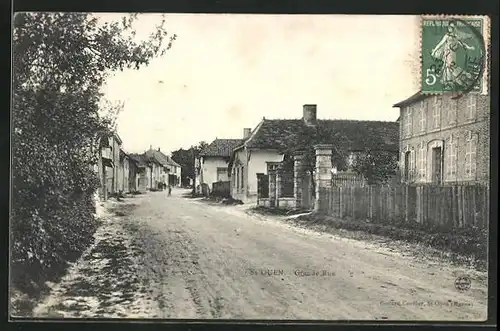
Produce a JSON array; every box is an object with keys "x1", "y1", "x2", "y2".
[
  {"x1": 231, "y1": 148, "x2": 283, "y2": 203},
  {"x1": 230, "y1": 149, "x2": 247, "y2": 201},
  {"x1": 247, "y1": 149, "x2": 284, "y2": 196},
  {"x1": 201, "y1": 156, "x2": 229, "y2": 187},
  {"x1": 175, "y1": 165, "x2": 182, "y2": 186}
]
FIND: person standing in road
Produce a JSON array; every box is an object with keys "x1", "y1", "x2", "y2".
[{"x1": 168, "y1": 184, "x2": 172, "y2": 196}]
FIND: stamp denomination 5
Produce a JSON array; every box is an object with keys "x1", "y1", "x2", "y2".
[{"x1": 421, "y1": 16, "x2": 489, "y2": 95}]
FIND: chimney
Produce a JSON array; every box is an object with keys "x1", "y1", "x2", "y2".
[
  {"x1": 303, "y1": 104, "x2": 317, "y2": 126},
  {"x1": 243, "y1": 128, "x2": 252, "y2": 139},
  {"x1": 150, "y1": 144, "x2": 152, "y2": 150}
]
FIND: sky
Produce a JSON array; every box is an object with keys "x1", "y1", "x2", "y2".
[{"x1": 99, "y1": 14, "x2": 422, "y2": 155}]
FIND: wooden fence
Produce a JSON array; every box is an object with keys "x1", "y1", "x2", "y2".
[
  {"x1": 332, "y1": 172, "x2": 366, "y2": 187},
  {"x1": 211, "y1": 181, "x2": 231, "y2": 198},
  {"x1": 325, "y1": 183, "x2": 489, "y2": 229}
]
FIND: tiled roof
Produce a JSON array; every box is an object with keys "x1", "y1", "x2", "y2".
[
  {"x1": 200, "y1": 139, "x2": 245, "y2": 157},
  {"x1": 145, "y1": 149, "x2": 182, "y2": 168},
  {"x1": 128, "y1": 153, "x2": 148, "y2": 167},
  {"x1": 165, "y1": 155, "x2": 181, "y2": 168},
  {"x1": 245, "y1": 119, "x2": 399, "y2": 152},
  {"x1": 393, "y1": 91, "x2": 430, "y2": 108}
]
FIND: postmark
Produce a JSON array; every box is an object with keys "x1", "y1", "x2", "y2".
[
  {"x1": 421, "y1": 16, "x2": 489, "y2": 95},
  {"x1": 454, "y1": 275, "x2": 472, "y2": 292}
]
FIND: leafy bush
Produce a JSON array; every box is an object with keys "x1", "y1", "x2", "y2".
[{"x1": 11, "y1": 12, "x2": 175, "y2": 301}]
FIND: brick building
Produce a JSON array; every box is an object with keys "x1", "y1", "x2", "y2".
[{"x1": 393, "y1": 91, "x2": 490, "y2": 185}]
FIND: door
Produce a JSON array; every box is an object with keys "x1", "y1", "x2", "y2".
[
  {"x1": 431, "y1": 147, "x2": 442, "y2": 184},
  {"x1": 404, "y1": 151, "x2": 411, "y2": 181}
]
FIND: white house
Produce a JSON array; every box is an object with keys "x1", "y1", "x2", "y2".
[
  {"x1": 145, "y1": 147, "x2": 183, "y2": 188},
  {"x1": 197, "y1": 130, "x2": 249, "y2": 193}
]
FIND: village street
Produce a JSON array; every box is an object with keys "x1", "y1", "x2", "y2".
[{"x1": 33, "y1": 188, "x2": 487, "y2": 321}]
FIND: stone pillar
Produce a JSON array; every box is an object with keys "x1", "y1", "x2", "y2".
[
  {"x1": 314, "y1": 144, "x2": 333, "y2": 213},
  {"x1": 276, "y1": 166, "x2": 283, "y2": 207},
  {"x1": 268, "y1": 168, "x2": 277, "y2": 208},
  {"x1": 256, "y1": 173, "x2": 264, "y2": 201},
  {"x1": 293, "y1": 151, "x2": 305, "y2": 209}
]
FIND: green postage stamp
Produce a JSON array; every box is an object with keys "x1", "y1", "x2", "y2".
[{"x1": 421, "y1": 15, "x2": 490, "y2": 95}]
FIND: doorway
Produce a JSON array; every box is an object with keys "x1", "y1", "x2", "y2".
[
  {"x1": 404, "y1": 151, "x2": 411, "y2": 181},
  {"x1": 431, "y1": 147, "x2": 442, "y2": 184}
]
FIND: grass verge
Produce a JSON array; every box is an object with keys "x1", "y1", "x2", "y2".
[{"x1": 250, "y1": 207, "x2": 487, "y2": 271}]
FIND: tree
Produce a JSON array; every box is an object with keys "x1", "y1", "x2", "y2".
[
  {"x1": 351, "y1": 150, "x2": 399, "y2": 185},
  {"x1": 280, "y1": 122, "x2": 398, "y2": 187},
  {"x1": 280, "y1": 124, "x2": 349, "y2": 196},
  {"x1": 11, "y1": 12, "x2": 176, "y2": 296},
  {"x1": 171, "y1": 141, "x2": 209, "y2": 185}
]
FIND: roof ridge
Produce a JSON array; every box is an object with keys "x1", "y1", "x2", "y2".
[
  {"x1": 319, "y1": 119, "x2": 398, "y2": 123},
  {"x1": 263, "y1": 118, "x2": 397, "y2": 123}
]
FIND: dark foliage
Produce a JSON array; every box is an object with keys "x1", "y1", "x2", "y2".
[
  {"x1": 299, "y1": 214, "x2": 487, "y2": 269},
  {"x1": 351, "y1": 150, "x2": 399, "y2": 185},
  {"x1": 11, "y1": 12, "x2": 175, "y2": 298},
  {"x1": 171, "y1": 141, "x2": 209, "y2": 185},
  {"x1": 280, "y1": 121, "x2": 398, "y2": 185},
  {"x1": 280, "y1": 124, "x2": 349, "y2": 196}
]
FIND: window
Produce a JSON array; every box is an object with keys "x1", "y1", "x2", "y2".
[
  {"x1": 419, "y1": 101, "x2": 426, "y2": 132},
  {"x1": 418, "y1": 143, "x2": 426, "y2": 180},
  {"x1": 408, "y1": 148, "x2": 415, "y2": 181},
  {"x1": 466, "y1": 95, "x2": 477, "y2": 120},
  {"x1": 405, "y1": 107, "x2": 413, "y2": 137},
  {"x1": 432, "y1": 96, "x2": 441, "y2": 129},
  {"x1": 445, "y1": 98, "x2": 457, "y2": 125},
  {"x1": 404, "y1": 151, "x2": 411, "y2": 181},
  {"x1": 431, "y1": 146, "x2": 443, "y2": 184},
  {"x1": 465, "y1": 132, "x2": 477, "y2": 179},
  {"x1": 446, "y1": 136, "x2": 457, "y2": 179}
]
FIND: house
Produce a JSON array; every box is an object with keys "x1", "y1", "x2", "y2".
[
  {"x1": 129, "y1": 153, "x2": 149, "y2": 191},
  {"x1": 127, "y1": 155, "x2": 140, "y2": 192},
  {"x1": 117, "y1": 149, "x2": 130, "y2": 193},
  {"x1": 168, "y1": 157, "x2": 182, "y2": 187},
  {"x1": 197, "y1": 132, "x2": 248, "y2": 193},
  {"x1": 393, "y1": 91, "x2": 490, "y2": 184},
  {"x1": 96, "y1": 132, "x2": 122, "y2": 200},
  {"x1": 145, "y1": 147, "x2": 183, "y2": 188},
  {"x1": 228, "y1": 104, "x2": 399, "y2": 203}
]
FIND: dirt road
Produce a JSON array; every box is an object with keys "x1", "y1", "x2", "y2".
[{"x1": 33, "y1": 188, "x2": 488, "y2": 321}]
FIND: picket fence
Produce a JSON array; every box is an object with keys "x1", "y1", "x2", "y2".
[{"x1": 325, "y1": 183, "x2": 489, "y2": 229}]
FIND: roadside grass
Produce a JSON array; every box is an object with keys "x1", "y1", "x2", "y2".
[
  {"x1": 181, "y1": 191, "x2": 244, "y2": 206},
  {"x1": 249, "y1": 206, "x2": 311, "y2": 216},
  {"x1": 207, "y1": 195, "x2": 244, "y2": 205},
  {"x1": 182, "y1": 192, "x2": 205, "y2": 199},
  {"x1": 249, "y1": 207, "x2": 487, "y2": 271}
]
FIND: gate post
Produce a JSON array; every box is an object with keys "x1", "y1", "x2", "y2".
[
  {"x1": 314, "y1": 144, "x2": 333, "y2": 213},
  {"x1": 268, "y1": 168, "x2": 277, "y2": 208},
  {"x1": 256, "y1": 173, "x2": 264, "y2": 200},
  {"x1": 267, "y1": 162, "x2": 281, "y2": 208},
  {"x1": 294, "y1": 151, "x2": 305, "y2": 209}
]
